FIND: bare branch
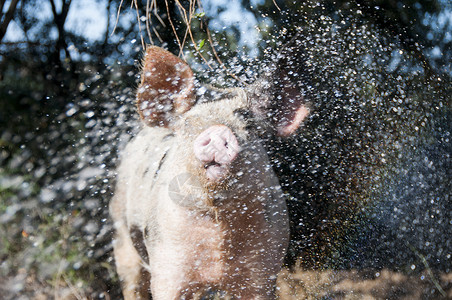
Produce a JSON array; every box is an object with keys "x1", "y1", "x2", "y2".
[
  {"x1": 0, "y1": 0, "x2": 20, "y2": 43},
  {"x1": 272, "y1": 0, "x2": 281, "y2": 11},
  {"x1": 132, "y1": 0, "x2": 145, "y2": 48},
  {"x1": 111, "y1": 0, "x2": 125, "y2": 36},
  {"x1": 61, "y1": 0, "x2": 72, "y2": 21},
  {"x1": 175, "y1": 0, "x2": 212, "y2": 68},
  {"x1": 165, "y1": 0, "x2": 183, "y2": 54},
  {"x1": 103, "y1": 0, "x2": 112, "y2": 46},
  {"x1": 0, "y1": 0, "x2": 7, "y2": 15},
  {"x1": 128, "y1": 0, "x2": 241, "y2": 81},
  {"x1": 48, "y1": 0, "x2": 73, "y2": 64},
  {"x1": 145, "y1": 0, "x2": 152, "y2": 44},
  {"x1": 49, "y1": 0, "x2": 57, "y2": 18},
  {"x1": 205, "y1": 24, "x2": 242, "y2": 83}
]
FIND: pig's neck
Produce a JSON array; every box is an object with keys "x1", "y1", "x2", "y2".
[
  {"x1": 217, "y1": 188, "x2": 269, "y2": 241},
  {"x1": 180, "y1": 190, "x2": 274, "y2": 292},
  {"x1": 153, "y1": 184, "x2": 281, "y2": 298}
]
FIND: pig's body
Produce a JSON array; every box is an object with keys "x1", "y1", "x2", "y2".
[{"x1": 111, "y1": 46, "x2": 309, "y2": 299}]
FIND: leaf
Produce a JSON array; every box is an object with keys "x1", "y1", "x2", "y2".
[
  {"x1": 198, "y1": 39, "x2": 206, "y2": 49},
  {"x1": 193, "y1": 12, "x2": 205, "y2": 18}
]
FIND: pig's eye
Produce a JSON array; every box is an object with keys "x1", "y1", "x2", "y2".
[
  {"x1": 234, "y1": 108, "x2": 251, "y2": 120},
  {"x1": 234, "y1": 108, "x2": 256, "y2": 131}
]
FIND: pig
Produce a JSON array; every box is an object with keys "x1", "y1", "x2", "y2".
[{"x1": 110, "y1": 46, "x2": 310, "y2": 299}]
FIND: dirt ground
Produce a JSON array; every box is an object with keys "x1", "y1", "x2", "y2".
[
  {"x1": 1, "y1": 268, "x2": 451, "y2": 299},
  {"x1": 277, "y1": 268, "x2": 452, "y2": 300}
]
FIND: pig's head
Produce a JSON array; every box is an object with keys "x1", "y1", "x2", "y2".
[{"x1": 137, "y1": 46, "x2": 309, "y2": 202}]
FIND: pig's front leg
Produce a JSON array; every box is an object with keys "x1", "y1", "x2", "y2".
[{"x1": 110, "y1": 195, "x2": 151, "y2": 299}]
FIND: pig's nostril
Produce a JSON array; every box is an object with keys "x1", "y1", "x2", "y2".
[
  {"x1": 204, "y1": 161, "x2": 220, "y2": 169},
  {"x1": 201, "y1": 138, "x2": 211, "y2": 147},
  {"x1": 194, "y1": 125, "x2": 240, "y2": 174}
]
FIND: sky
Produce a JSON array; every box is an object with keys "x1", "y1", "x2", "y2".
[
  {"x1": 2, "y1": 0, "x2": 451, "y2": 63},
  {"x1": 4, "y1": 0, "x2": 262, "y2": 48},
  {"x1": 4, "y1": 0, "x2": 109, "y2": 42}
]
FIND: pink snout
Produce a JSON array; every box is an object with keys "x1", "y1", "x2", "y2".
[{"x1": 193, "y1": 125, "x2": 240, "y2": 181}]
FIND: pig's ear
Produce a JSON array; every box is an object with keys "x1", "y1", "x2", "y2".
[
  {"x1": 248, "y1": 56, "x2": 310, "y2": 137},
  {"x1": 271, "y1": 42, "x2": 312, "y2": 137},
  {"x1": 270, "y1": 68, "x2": 310, "y2": 137},
  {"x1": 137, "y1": 46, "x2": 195, "y2": 127}
]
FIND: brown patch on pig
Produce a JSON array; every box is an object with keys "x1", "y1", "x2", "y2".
[{"x1": 129, "y1": 225, "x2": 149, "y2": 263}]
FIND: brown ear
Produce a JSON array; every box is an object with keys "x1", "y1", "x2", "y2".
[
  {"x1": 269, "y1": 39, "x2": 312, "y2": 137},
  {"x1": 248, "y1": 69, "x2": 310, "y2": 137},
  {"x1": 137, "y1": 46, "x2": 195, "y2": 127},
  {"x1": 272, "y1": 69, "x2": 310, "y2": 137}
]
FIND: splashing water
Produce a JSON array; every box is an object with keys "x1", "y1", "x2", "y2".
[{"x1": 0, "y1": 3, "x2": 450, "y2": 298}]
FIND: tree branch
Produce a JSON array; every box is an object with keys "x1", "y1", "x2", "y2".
[
  {"x1": 0, "y1": 0, "x2": 20, "y2": 43},
  {"x1": 0, "y1": 0, "x2": 7, "y2": 16},
  {"x1": 61, "y1": 0, "x2": 72, "y2": 22},
  {"x1": 48, "y1": 0, "x2": 73, "y2": 64},
  {"x1": 49, "y1": 0, "x2": 57, "y2": 18},
  {"x1": 103, "y1": 0, "x2": 112, "y2": 46}
]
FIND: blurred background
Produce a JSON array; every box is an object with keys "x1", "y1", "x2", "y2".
[{"x1": 0, "y1": 0, "x2": 450, "y2": 298}]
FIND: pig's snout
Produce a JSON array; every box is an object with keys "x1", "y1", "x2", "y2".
[{"x1": 194, "y1": 125, "x2": 240, "y2": 181}]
